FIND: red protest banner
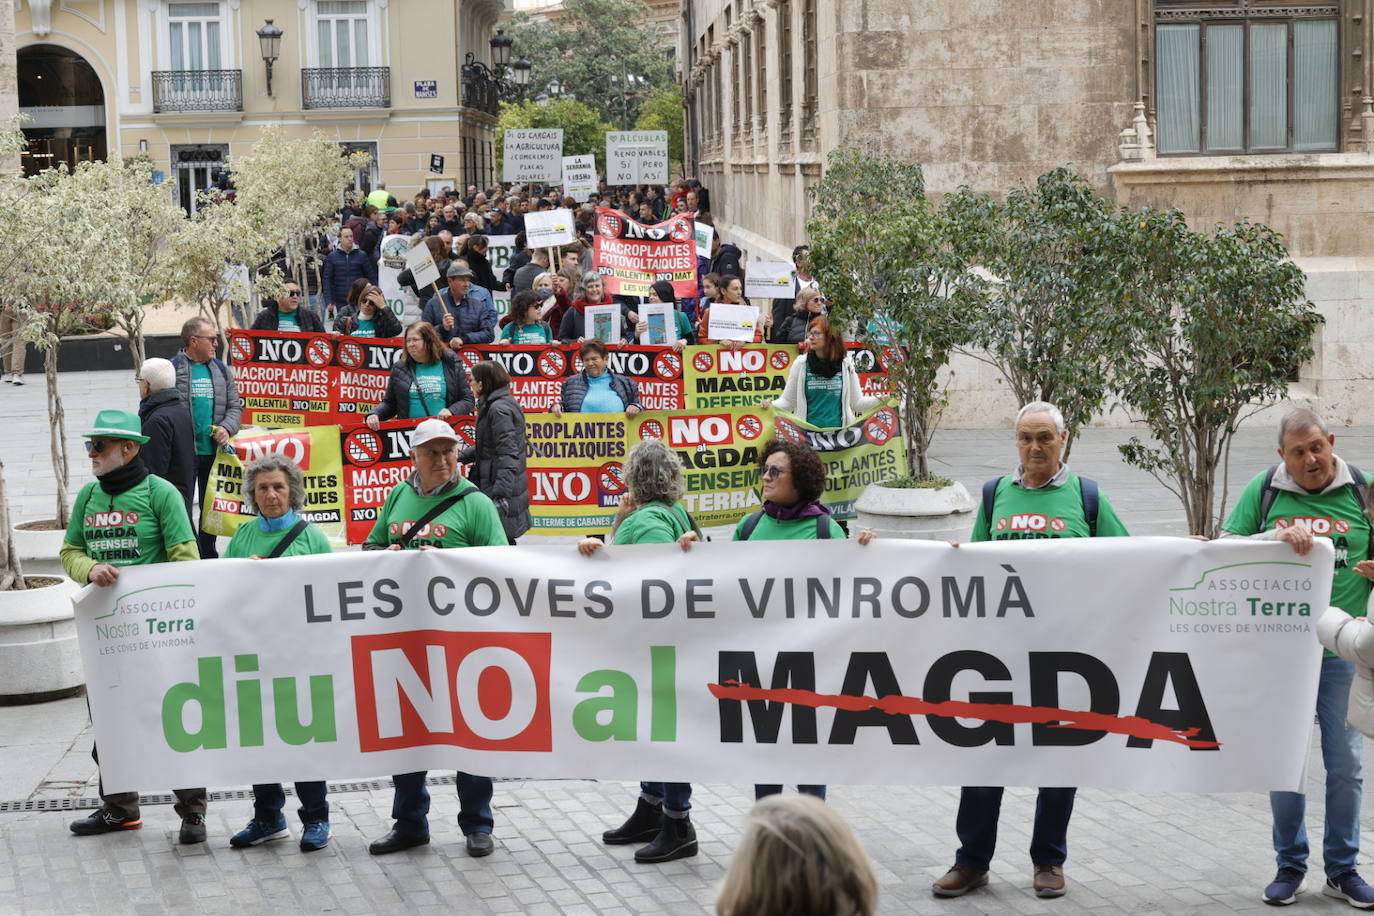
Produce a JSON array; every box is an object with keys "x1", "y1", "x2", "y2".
[{"x1": 591, "y1": 207, "x2": 698, "y2": 297}]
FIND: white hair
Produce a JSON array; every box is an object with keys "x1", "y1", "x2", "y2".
[
  {"x1": 139, "y1": 358, "x2": 176, "y2": 392},
  {"x1": 1278, "y1": 408, "x2": 1329, "y2": 447},
  {"x1": 1015, "y1": 400, "x2": 1065, "y2": 434}
]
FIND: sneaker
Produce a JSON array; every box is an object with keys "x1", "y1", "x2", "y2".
[
  {"x1": 1325, "y1": 872, "x2": 1374, "y2": 909},
  {"x1": 933, "y1": 864, "x2": 989, "y2": 898},
  {"x1": 1263, "y1": 866, "x2": 1306, "y2": 905},
  {"x1": 299, "y1": 821, "x2": 330, "y2": 852},
  {"x1": 179, "y1": 814, "x2": 207, "y2": 845},
  {"x1": 1033, "y1": 864, "x2": 1066, "y2": 898},
  {"x1": 229, "y1": 815, "x2": 289, "y2": 848},
  {"x1": 11, "y1": 374, "x2": 22, "y2": 386},
  {"x1": 70, "y1": 809, "x2": 142, "y2": 836}
]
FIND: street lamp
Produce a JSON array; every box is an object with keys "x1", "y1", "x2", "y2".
[
  {"x1": 512, "y1": 57, "x2": 532, "y2": 91},
  {"x1": 461, "y1": 30, "x2": 532, "y2": 114},
  {"x1": 256, "y1": 19, "x2": 283, "y2": 97},
  {"x1": 490, "y1": 29, "x2": 513, "y2": 68}
]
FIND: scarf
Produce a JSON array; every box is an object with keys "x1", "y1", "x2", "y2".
[
  {"x1": 806, "y1": 350, "x2": 843, "y2": 379},
  {"x1": 257, "y1": 509, "x2": 301, "y2": 532},
  {"x1": 97, "y1": 457, "x2": 150, "y2": 496},
  {"x1": 761, "y1": 498, "x2": 828, "y2": 521}
]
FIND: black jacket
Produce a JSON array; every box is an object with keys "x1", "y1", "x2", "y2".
[
  {"x1": 250, "y1": 307, "x2": 325, "y2": 333},
  {"x1": 137, "y1": 387, "x2": 197, "y2": 519},
  {"x1": 458, "y1": 385, "x2": 531, "y2": 540},
  {"x1": 465, "y1": 249, "x2": 500, "y2": 293},
  {"x1": 709, "y1": 243, "x2": 743, "y2": 280},
  {"x1": 369, "y1": 349, "x2": 474, "y2": 421},
  {"x1": 333, "y1": 304, "x2": 403, "y2": 338}
]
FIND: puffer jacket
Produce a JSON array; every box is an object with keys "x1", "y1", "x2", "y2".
[
  {"x1": 1318, "y1": 605, "x2": 1374, "y2": 736},
  {"x1": 559, "y1": 370, "x2": 640, "y2": 413},
  {"x1": 457, "y1": 385, "x2": 530, "y2": 540}
]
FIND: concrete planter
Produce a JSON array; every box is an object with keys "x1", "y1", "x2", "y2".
[
  {"x1": 855, "y1": 481, "x2": 976, "y2": 542},
  {"x1": 13, "y1": 522, "x2": 65, "y2": 577},
  {"x1": 0, "y1": 576, "x2": 84, "y2": 704}
]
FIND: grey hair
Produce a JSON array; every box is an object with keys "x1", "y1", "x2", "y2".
[
  {"x1": 577, "y1": 269, "x2": 603, "y2": 300},
  {"x1": 139, "y1": 357, "x2": 175, "y2": 392},
  {"x1": 624, "y1": 438, "x2": 685, "y2": 505},
  {"x1": 242, "y1": 455, "x2": 306, "y2": 515},
  {"x1": 1278, "y1": 408, "x2": 1329, "y2": 447},
  {"x1": 1016, "y1": 400, "x2": 1065, "y2": 434}
]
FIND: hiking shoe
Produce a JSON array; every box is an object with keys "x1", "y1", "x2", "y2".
[
  {"x1": 179, "y1": 814, "x2": 207, "y2": 844},
  {"x1": 634, "y1": 814, "x2": 697, "y2": 863},
  {"x1": 229, "y1": 815, "x2": 289, "y2": 848},
  {"x1": 70, "y1": 809, "x2": 141, "y2": 836},
  {"x1": 933, "y1": 864, "x2": 988, "y2": 897},
  {"x1": 1263, "y1": 866, "x2": 1306, "y2": 905},
  {"x1": 1325, "y1": 872, "x2": 1374, "y2": 908},
  {"x1": 299, "y1": 821, "x2": 330, "y2": 852},
  {"x1": 602, "y1": 796, "x2": 663, "y2": 845},
  {"x1": 1034, "y1": 864, "x2": 1066, "y2": 898}
]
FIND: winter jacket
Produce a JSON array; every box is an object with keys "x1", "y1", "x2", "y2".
[
  {"x1": 559, "y1": 370, "x2": 641, "y2": 413},
  {"x1": 1319, "y1": 604, "x2": 1374, "y2": 736},
  {"x1": 709, "y1": 243, "x2": 743, "y2": 280},
  {"x1": 322, "y1": 246, "x2": 378, "y2": 308},
  {"x1": 333, "y1": 303, "x2": 403, "y2": 338},
  {"x1": 421, "y1": 286, "x2": 497, "y2": 345},
  {"x1": 250, "y1": 306, "x2": 325, "y2": 333},
  {"x1": 463, "y1": 249, "x2": 500, "y2": 293},
  {"x1": 457, "y1": 385, "x2": 531, "y2": 540},
  {"x1": 369, "y1": 349, "x2": 474, "y2": 422},
  {"x1": 171, "y1": 351, "x2": 243, "y2": 436},
  {"x1": 137, "y1": 387, "x2": 197, "y2": 517},
  {"x1": 771, "y1": 355, "x2": 880, "y2": 426}
]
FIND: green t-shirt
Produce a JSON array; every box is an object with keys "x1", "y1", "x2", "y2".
[
  {"x1": 407, "y1": 361, "x2": 448, "y2": 419},
  {"x1": 365, "y1": 478, "x2": 507, "y2": 549},
  {"x1": 354, "y1": 318, "x2": 376, "y2": 338},
  {"x1": 733, "y1": 512, "x2": 846, "y2": 541},
  {"x1": 64, "y1": 475, "x2": 197, "y2": 568},
  {"x1": 614, "y1": 501, "x2": 695, "y2": 545},
  {"x1": 277, "y1": 309, "x2": 299, "y2": 331},
  {"x1": 501, "y1": 322, "x2": 552, "y2": 344},
  {"x1": 1223, "y1": 467, "x2": 1372, "y2": 618},
  {"x1": 190, "y1": 362, "x2": 215, "y2": 455},
  {"x1": 224, "y1": 517, "x2": 333, "y2": 559},
  {"x1": 804, "y1": 365, "x2": 844, "y2": 429},
  {"x1": 970, "y1": 472, "x2": 1129, "y2": 542}
]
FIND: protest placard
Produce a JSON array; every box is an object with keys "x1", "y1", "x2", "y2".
[
  {"x1": 744, "y1": 261, "x2": 796, "y2": 300},
  {"x1": 562, "y1": 154, "x2": 597, "y2": 202},
  {"x1": 591, "y1": 208, "x2": 697, "y2": 297},
  {"x1": 586, "y1": 303, "x2": 622, "y2": 343},
  {"x1": 377, "y1": 234, "x2": 422, "y2": 324},
  {"x1": 694, "y1": 220, "x2": 713, "y2": 258},
  {"x1": 200, "y1": 424, "x2": 346, "y2": 542},
  {"x1": 606, "y1": 131, "x2": 669, "y2": 185},
  {"x1": 639, "y1": 303, "x2": 674, "y2": 345},
  {"x1": 706, "y1": 303, "x2": 760, "y2": 342},
  {"x1": 403, "y1": 241, "x2": 440, "y2": 291},
  {"x1": 524, "y1": 208, "x2": 576, "y2": 248},
  {"x1": 503, "y1": 129, "x2": 563, "y2": 183}
]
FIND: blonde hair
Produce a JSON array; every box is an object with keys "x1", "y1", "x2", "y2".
[{"x1": 716, "y1": 795, "x2": 877, "y2": 916}]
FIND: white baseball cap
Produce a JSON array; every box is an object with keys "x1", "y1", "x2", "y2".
[{"x1": 411, "y1": 418, "x2": 459, "y2": 449}]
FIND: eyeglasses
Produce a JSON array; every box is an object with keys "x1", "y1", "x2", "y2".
[
  {"x1": 284, "y1": 289, "x2": 301, "y2": 297},
  {"x1": 761, "y1": 465, "x2": 788, "y2": 480},
  {"x1": 85, "y1": 439, "x2": 115, "y2": 453}
]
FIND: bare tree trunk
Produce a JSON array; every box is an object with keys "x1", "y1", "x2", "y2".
[
  {"x1": 0, "y1": 460, "x2": 26, "y2": 591},
  {"x1": 125, "y1": 305, "x2": 147, "y2": 371},
  {"x1": 45, "y1": 346, "x2": 70, "y2": 526}
]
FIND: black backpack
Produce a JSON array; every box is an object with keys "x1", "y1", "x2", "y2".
[
  {"x1": 981, "y1": 475, "x2": 1100, "y2": 537},
  {"x1": 738, "y1": 508, "x2": 834, "y2": 540}
]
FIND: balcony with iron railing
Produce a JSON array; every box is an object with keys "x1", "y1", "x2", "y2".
[
  {"x1": 150, "y1": 70, "x2": 243, "y2": 113},
  {"x1": 300, "y1": 67, "x2": 390, "y2": 109},
  {"x1": 461, "y1": 67, "x2": 500, "y2": 117}
]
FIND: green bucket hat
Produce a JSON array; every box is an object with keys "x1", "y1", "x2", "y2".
[{"x1": 85, "y1": 408, "x2": 149, "y2": 444}]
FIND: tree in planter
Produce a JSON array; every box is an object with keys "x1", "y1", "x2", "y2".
[
  {"x1": 805, "y1": 148, "x2": 979, "y2": 479},
  {"x1": 944, "y1": 168, "x2": 1126, "y2": 457},
  {"x1": 1108, "y1": 209, "x2": 1320, "y2": 537}
]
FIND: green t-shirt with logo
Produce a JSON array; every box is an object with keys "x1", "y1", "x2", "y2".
[
  {"x1": 354, "y1": 318, "x2": 376, "y2": 338},
  {"x1": 614, "y1": 501, "x2": 695, "y2": 545},
  {"x1": 407, "y1": 361, "x2": 448, "y2": 419},
  {"x1": 62, "y1": 476, "x2": 198, "y2": 579},
  {"x1": 190, "y1": 362, "x2": 215, "y2": 455},
  {"x1": 365, "y1": 478, "x2": 507, "y2": 549},
  {"x1": 277, "y1": 309, "x2": 299, "y2": 331},
  {"x1": 970, "y1": 472, "x2": 1129, "y2": 542},
  {"x1": 733, "y1": 512, "x2": 846, "y2": 541},
  {"x1": 804, "y1": 366, "x2": 844, "y2": 429},
  {"x1": 1223, "y1": 467, "x2": 1372, "y2": 619},
  {"x1": 224, "y1": 518, "x2": 333, "y2": 559},
  {"x1": 501, "y1": 322, "x2": 553, "y2": 344}
]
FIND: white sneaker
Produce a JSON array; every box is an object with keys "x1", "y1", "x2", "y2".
[{"x1": 11, "y1": 374, "x2": 23, "y2": 385}]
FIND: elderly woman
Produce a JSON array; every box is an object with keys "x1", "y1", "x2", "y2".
[
  {"x1": 764, "y1": 316, "x2": 880, "y2": 428},
  {"x1": 578, "y1": 438, "x2": 702, "y2": 863},
  {"x1": 459, "y1": 361, "x2": 531, "y2": 544},
  {"x1": 553, "y1": 339, "x2": 642, "y2": 418},
  {"x1": 366, "y1": 321, "x2": 474, "y2": 430},
  {"x1": 335, "y1": 279, "x2": 402, "y2": 338},
  {"x1": 559, "y1": 270, "x2": 633, "y2": 343},
  {"x1": 224, "y1": 455, "x2": 333, "y2": 852}
]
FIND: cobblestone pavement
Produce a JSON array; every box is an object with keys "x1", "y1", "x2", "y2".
[{"x1": 2, "y1": 369, "x2": 1373, "y2": 914}]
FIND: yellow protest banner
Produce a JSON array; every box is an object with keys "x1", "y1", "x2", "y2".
[{"x1": 201, "y1": 426, "x2": 347, "y2": 543}]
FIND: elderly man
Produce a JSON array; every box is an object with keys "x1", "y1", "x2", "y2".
[
  {"x1": 250, "y1": 279, "x2": 324, "y2": 333},
  {"x1": 363, "y1": 418, "x2": 508, "y2": 857},
  {"x1": 933, "y1": 401, "x2": 1128, "y2": 901},
  {"x1": 61, "y1": 410, "x2": 206, "y2": 843},
  {"x1": 420, "y1": 262, "x2": 497, "y2": 348},
  {"x1": 172, "y1": 318, "x2": 243, "y2": 559},
  {"x1": 1224, "y1": 409, "x2": 1374, "y2": 908},
  {"x1": 136, "y1": 357, "x2": 196, "y2": 519},
  {"x1": 322, "y1": 227, "x2": 377, "y2": 321}
]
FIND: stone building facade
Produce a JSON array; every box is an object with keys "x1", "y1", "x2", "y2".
[{"x1": 679, "y1": 0, "x2": 1374, "y2": 425}]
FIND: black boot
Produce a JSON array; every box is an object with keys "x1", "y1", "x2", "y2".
[
  {"x1": 634, "y1": 812, "x2": 698, "y2": 863},
  {"x1": 602, "y1": 796, "x2": 663, "y2": 845}
]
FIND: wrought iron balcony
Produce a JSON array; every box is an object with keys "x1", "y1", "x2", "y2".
[
  {"x1": 301, "y1": 67, "x2": 390, "y2": 109},
  {"x1": 462, "y1": 67, "x2": 499, "y2": 116},
  {"x1": 150, "y1": 70, "x2": 243, "y2": 113}
]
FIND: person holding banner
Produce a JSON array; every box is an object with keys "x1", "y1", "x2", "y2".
[
  {"x1": 634, "y1": 280, "x2": 695, "y2": 350},
  {"x1": 499, "y1": 290, "x2": 554, "y2": 345},
  {"x1": 554, "y1": 340, "x2": 642, "y2": 418},
  {"x1": 696, "y1": 275, "x2": 770, "y2": 348},
  {"x1": 224, "y1": 455, "x2": 334, "y2": 853},
  {"x1": 62, "y1": 409, "x2": 207, "y2": 844},
  {"x1": 559, "y1": 271, "x2": 633, "y2": 344},
  {"x1": 420, "y1": 262, "x2": 497, "y2": 347},
  {"x1": 335, "y1": 280, "x2": 402, "y2": 338},
  {"x1": 459, "y1": 361, "x2": 531, "y2": 544},
  {"x1": 250, "y1": 281, "x2": 325, "y2": 333},
  {"x1": 764, "y1": 317, "x2": 878, "y2": 428},
  {"x1": 933, "y1": 400, "x2": 1128, "y2": 901},
  {"x1": 362, "y1": 418, "x2": 508, "y2": 857},
  {"x1": 365, "y1": 321, "x2": 474, "y2": 430}
]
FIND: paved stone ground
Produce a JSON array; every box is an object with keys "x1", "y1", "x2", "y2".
[{"x1": 3, "y1": 369, "x2": 1374, "y2": 914}]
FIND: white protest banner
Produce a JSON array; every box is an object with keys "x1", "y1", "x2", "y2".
[
  {"x1": 404, "y1": 242, "x2": 440, "y2": 291},
  {"x1": 377, "y1": 234, "x2": 422, "y2": 324},
  {"x1": 707, "y1": 303, "x2": 761, "y2": 341},
  {"x1": 639, "y1": 302, "x2": 674, "y2": 345},
  {"x1": 75, "y1": 538, "x2": 1327, "y2": 794},
  {"x1": 525, "y1": 208, "x2": 576, "y2": 248},
  {"x1": 586, "y1": 303, "x2": 622, "y2": 342},
  {"x1": 694, "y1": 221, "x2": 714, "y2": 259},
  {"x1": 562, "y1": 155, "x2": 597, "y2": 202},
  {"x1": 744, "y1": 261, "x2": 796, "y2": 300},
  {"x1": 606, "y1": 131, "x2": 669, "y2": 185},
  {"x1": 504, "y1": 129, "x2": 563, "y2": 183}
]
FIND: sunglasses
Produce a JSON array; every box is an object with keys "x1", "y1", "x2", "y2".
[
  {"x1": 84, "y1": 440, "x2": 118, "y2": 453},
  {"x1": 761, "y1": 465, "x2": 788, "y2": 480},
  {"x1": 284, "y1": 289, "x2": 301, "y2": 297}
]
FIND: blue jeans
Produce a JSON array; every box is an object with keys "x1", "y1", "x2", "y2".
[
  {"x1": 1271, "y1": 655, "x2": 1364, "y2": 877},
  {"x1": 390, "y1": 771, "x2": 493, "y2": 837},
  {"x1": 755, "y1": 784, "x2": 827, "y2": 801},
  {"x1": 954, "y1": 786, "x2": 1077, "y2": 871},
  {"x1": 641, "y1": 782, "x2": 692, "y2": 813},
  {"x1": 253, "y1": 782, "x2": 328, "y2": 824}
]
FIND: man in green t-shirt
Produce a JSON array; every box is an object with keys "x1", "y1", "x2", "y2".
[
  {"x1": 363, "y1": 418, "x2": 508, "y2": 858},
  {"x1": 935, "y1": 401, "x2": 1127, "y2": 902},
  {"x1": 1223, "y1": 409, "x2": 1374, "y2": 908},
  {"x1": 60, "y1": 409, "x2": 208, "y2": 845}
]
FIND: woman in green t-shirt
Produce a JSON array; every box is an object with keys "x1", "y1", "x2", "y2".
[
  {"x1": 499, "y1": 290, "x2": 553, "y2": 345},
  {"x1": 366, "y1": 321, "x2": 474, "y2": 429},
  {"x1": 223, "y1": 455, "x2": 334, "y2": 853},
  {"x1": 578, "y1": 438, "x2": 701, "y2": 865},
  {"x1": 764, "y1": 316, "x2": 879, "y2": 429}
]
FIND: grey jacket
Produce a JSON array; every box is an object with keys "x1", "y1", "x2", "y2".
[
  {"x1": 171, "y1": 350, "x2": 243, "y2": 437},
  {"x1": 458, "y1": 385, "x2": 530, "y2": 540}
]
